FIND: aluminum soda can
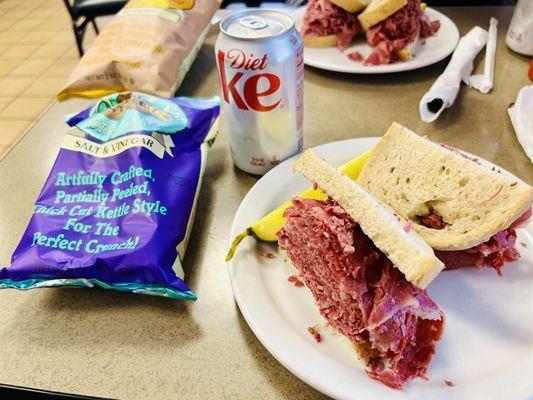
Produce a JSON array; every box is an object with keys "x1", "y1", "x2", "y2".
[{"x1": 216, "y1": 10, "x2": 304, "y2": 175}]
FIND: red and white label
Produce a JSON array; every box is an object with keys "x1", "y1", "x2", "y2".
[
  {"x1": 215, "y1": 20, "x2": 304, "y2": 175},
  {"x1": 217, "y1": 49, "x2": 282, "y2": 112}
]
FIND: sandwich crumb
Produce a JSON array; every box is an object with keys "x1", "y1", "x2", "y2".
[
  {"x1": 288, "y1": 275, "x2": 304, "y2": 287},
  {"x1": 308, "y1": 326, "x2": 322, "y2": 342},
  {"x1": 313, "y1": 181, "x2": 318, "y2": 190},
  {"x1": 262, "y1": 252, "x2": 276, "y2": 259},
  {"x1": 521, "y1": 242, "x2": 528, "y2": 248},
  {"x1": 347, "y1": 51, "x2": 363, "y2": 62},
  {"x1": 444, "y1": 380, "x2": 454, "y2": 387},
  {"x1": 403, "y1": 220, "x2": 413, "y2": 232}
]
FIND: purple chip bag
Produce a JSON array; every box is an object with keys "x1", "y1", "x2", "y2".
[{"x1": 0, "y1": 92, "x2": 220, "y2": 300}]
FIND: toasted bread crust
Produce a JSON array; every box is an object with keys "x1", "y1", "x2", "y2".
[
  {"x1": 358, "y1": 0, "x2": 408, "y2": 30},
  {"x1": 330, "y1": 0, "x2": 369, "y2": 13},
  {"x1": 303, "y1": 34, "x2": 338, "y2": 48}
]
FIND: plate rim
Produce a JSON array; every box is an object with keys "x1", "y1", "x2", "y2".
[{"x1": 294, "y1": 7, "x2": 460, "y2": 74}]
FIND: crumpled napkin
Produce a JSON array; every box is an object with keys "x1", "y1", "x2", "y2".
[
  {"x1": 419, "y1": 27, "x2": 488, "y2": 123},
  {"x1": 466, "y1": 17, "x2": 498, "y2": 93},
  {"x1": 508, "y1": 85, "x2": 533, "y2": 163}
]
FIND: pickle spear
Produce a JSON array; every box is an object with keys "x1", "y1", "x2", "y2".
[{"x1": 226, "y1": 149, "x2": 373, "y2": 261}]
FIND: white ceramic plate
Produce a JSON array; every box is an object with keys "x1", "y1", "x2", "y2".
[
  {"x1": 292, "y1": 7, "x2": 460, "y2": 74},
  {"x1": 228, "y1": 138, "x2": 533, "y2": 400}
]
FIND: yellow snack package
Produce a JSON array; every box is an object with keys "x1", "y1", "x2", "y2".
[{"x1": 57, "y1": 0, "x2": 221, "y2": 101}]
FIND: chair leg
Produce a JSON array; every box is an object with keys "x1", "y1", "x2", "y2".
[
  {"x1": 91, "y1": 19, "x2": 99, "y2": 35},
  {"x1": 72, "y1": 21, "x2": 84, "y2": 57},
  {"x1": 72, "y1": 19, "x2": 89, "y2": 57}
]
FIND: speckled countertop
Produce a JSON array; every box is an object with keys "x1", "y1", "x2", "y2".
[{"x1": 0, "y1": 7, "x2": 531, "y2": 400}]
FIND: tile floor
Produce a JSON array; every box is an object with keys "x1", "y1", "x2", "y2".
[{"x1": 0, "y1": 0, "x2": 98, "y2": 159}]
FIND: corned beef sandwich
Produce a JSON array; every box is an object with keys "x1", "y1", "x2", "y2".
[
  {"x1": 358, "y1": 123, "x2": 533, "y2": 275},
  {"x1": 300, "y1": 0, "x2": 367, "y2": 50},
  {"x1": 357, "y1": 0, "x2": 441, "y2": 65},
  {"x1": 277, "y1": 149, "x2": 445, "y2": 389}
]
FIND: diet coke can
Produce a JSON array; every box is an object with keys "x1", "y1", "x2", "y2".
[{"x1": 216, "y1": 10, "x2": 304, "y2": 175}]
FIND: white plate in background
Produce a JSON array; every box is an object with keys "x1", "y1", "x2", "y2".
[{"x1": 293, "y1": 7, "x2": 460, "y2": 74}]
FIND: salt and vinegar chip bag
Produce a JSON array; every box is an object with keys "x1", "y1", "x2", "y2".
[
  {"x1": 57, "y1": 0, "x2": 221, "y2": 101},
  {"x1": 0, "y1": 92, "x2": 220, "y2": 300}
]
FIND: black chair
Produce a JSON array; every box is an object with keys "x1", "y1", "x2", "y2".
[
  {"x1": 222, "y1": 0, "x2": 265, "y2": 6},
  {"x1": 62, "y1": 0, "x2": 128, "y2": 57}
]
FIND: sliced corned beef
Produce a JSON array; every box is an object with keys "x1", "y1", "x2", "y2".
[
  {"x1": 347, "y1": 51, "x2": 364, "y2": 62},
  {"x1": 420, "y1": 13, "x2": 441, "y2": 38},
  {"x1": 419, "y1": 208, "x2": 531, "y2": 275},
  {"x1": 300, "y1": 0, "x2": 362, "y2": 51},
  {"x1": 364, "y1": 41, "x2": 396, "y2": 65},
  {"x1": 418, "y1": 210, "x2": 449, "y2": 230},
  {"x1": 363, "y1": 0, "x2": 440, "y2": 66},
  {"x1": 435, "y1": 230, "x2": 519, "y2": 276},
  {"x1": 277, "y1": 197, "x2": 444, "y2": 389}
]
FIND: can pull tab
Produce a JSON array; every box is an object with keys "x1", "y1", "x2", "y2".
[{"x1": 239, "y1": 16, "x2": 268, "y2": 30}]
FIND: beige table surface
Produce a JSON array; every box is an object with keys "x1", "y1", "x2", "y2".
[{"x1": 0, "y1": 7, "x2": 532, "y2": 400}]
